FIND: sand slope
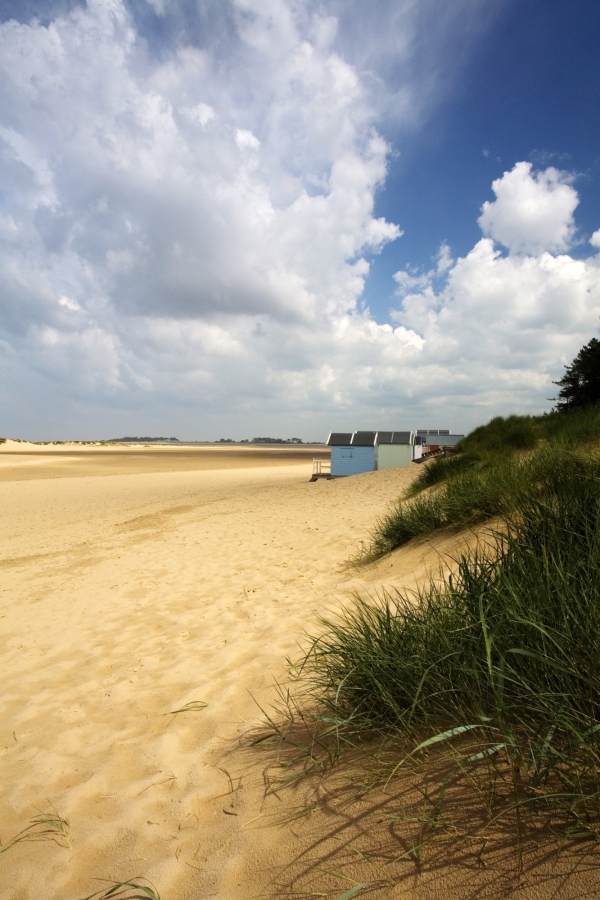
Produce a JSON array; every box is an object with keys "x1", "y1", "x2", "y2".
[{"x1": 1, "y1": 445, "x2": 596, "y2": 899}]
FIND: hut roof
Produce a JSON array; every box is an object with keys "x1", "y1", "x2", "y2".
[
  {"x1": 351, "y1": 431, "x2": 377, "y2": 447},
  {"x1": 327, "y1": 432, "x2": 353, "y2": 446},
  {"x1": 392, "y1": 431, "x2": 413, "y2": 444},
  {"x1": 376, "y1": 431, "x2": 413, "y2": 445}
]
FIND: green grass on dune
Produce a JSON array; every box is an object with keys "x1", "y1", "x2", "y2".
[
  {"x1": 372, "y1": 452, "x2": 516, "y2": 555},
  {"x1": 371, "y1": 404, "x2": 600, "y2": 557},
  {"x1": 458, "y1": 404, "x2": 600, "y2": 455},
  {"x1": 413, "y1": 404, "x2": 600, "y2": 495},
  {"x1": 458, "y1": 413, "x2": 539, "y2": 454},
  {"x1": 272, "y1": 449, "x2": 600, "y2": 840},
  {"x1": 263, "y1": 405, "x2": 600, "y2": 852},
  {"x1": 307, "y1": 461, "x2": 600, "y2": 736}
]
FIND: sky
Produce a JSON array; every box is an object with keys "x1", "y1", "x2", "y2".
[{"x1": 0, "y1": 0, "x2": 599, "y2": 441}]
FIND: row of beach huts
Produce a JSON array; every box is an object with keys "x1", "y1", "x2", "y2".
[{"x1": 317, "y1": 429, "x2": 464, "y2": 478}]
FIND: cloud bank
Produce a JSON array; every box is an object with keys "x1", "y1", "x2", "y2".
[
  {"x1": 393, "y1": 163, "x2": 600, "y2": 420},
  {"x1": 0, "y1": 0, "x2": 598, "y2": 438}
]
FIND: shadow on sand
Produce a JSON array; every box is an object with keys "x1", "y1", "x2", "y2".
[{"x1": 223, "y1": 716, "x2": 600, "y2": 900}]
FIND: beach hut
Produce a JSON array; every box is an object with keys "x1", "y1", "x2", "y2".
[
  {"x1": 417, "y1": 429, "x2": 464, "y2": 450},
  {"x1": 376, "y1": 431, "x2": 415, "y2": 469},
  {"x1": 327, "y1": 431, "x2": 376, "y2": 476}
]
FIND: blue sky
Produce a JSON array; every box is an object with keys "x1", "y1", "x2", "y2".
[
  {"x1": 364, "y1": 0, "x2": 600, "y2": 321},
  {"x1": 0, "y1": 0, "x2": 598, "y2": 440}
]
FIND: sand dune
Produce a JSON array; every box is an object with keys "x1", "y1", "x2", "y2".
[{"x1": 0, "y1": 445, "x2": 595, "y2": 898}]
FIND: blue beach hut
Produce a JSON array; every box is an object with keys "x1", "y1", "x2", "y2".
[{"x1": 327, "y1": 431, "x2": 377, "y2": 476}]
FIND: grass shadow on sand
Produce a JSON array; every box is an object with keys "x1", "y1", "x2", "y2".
[{"x1": 231, "y1": 713, "x2": 600, "y2": 899}]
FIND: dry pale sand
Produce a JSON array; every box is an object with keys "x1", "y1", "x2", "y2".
[{"x1": 1, "y1": 442, "x2": 598, "y2": 899}]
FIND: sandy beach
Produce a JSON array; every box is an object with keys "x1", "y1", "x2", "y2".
[{"x1": 1, "y1": 442, "x2": 598, "y2": 899}]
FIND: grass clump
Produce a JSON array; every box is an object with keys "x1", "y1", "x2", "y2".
[
  {"x1": 0, "y1": 813, "x2": 70, "y2": 854},
  {"x1": 371, "y1": 450, "x2": 532, "y2": 556},
  {"x1": 281, "y1": 454, "x2": 600, "y2": 836},
  {"x1": 381, "y1": 420, "x2": 540, "y2": 552},
  {"x1": 405, "y1": 449, "x2": 480, "y2": 494}
]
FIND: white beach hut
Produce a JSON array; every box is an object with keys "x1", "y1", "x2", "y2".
[{"x1": 416, "y1": 429, "x2": 464, "y2": 450}]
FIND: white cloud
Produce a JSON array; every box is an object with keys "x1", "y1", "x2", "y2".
[
  {"x1": 32, "y1": 325, "x2": 124, "y2": 392},
  {"x1": 144, "y1": 0, "x2": 166, "y2": 14},
  {"x1": 0, "y1": 0, "x2": 403, "y2": 337},
  {"x1": 235, "y1": 128, "x2": 261, "y2": 150},
  {"x1": 391, "y1": 163, "x2": 600, "y2": 421},
  {"x1": 0, "y1": 3, "x2": 598, "y2": 440},
  {"x1": 436, "y1": 242, "x2": 453, "y2": 273},
  {"x1": 0, "y1": 0, "x2": 404, "y2": 401},
  {"x1": 393, "y1": 241, "x2": 453, "y2": 297},
  {"x1": 478, "y1": 161, "x2": 579, "y2": 254},
  {"x1": 181, "y1": 103, "x2": 216, "y2": 126},
  {"x1": 58, "y1": 295, "x2": 80, "y2": 311}
]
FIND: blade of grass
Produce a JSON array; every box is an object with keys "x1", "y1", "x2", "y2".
[
  {"x1": 166, "y1": 701, "x2": 208, "y2": 715},
  {"x1": 77, "y1": 878, "x2": 161, "y2": 900},
  {"x1": 336, "y1": 886, "x2": 369, "y2": 900},
  {"x1": 0, "y1": 813, "x2": 70, "y2": 854}
]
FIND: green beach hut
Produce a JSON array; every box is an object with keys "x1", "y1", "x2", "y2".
[{"x1": 376, "y1": 431, "x2": 415, "y2": 469}]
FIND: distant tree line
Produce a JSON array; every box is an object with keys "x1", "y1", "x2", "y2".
[
  {"x1": 110, "y1": 436, "x2": 180, "y2": 442},
  {"x1": 217, "y1": 437, "x2": 304, "y2": 443},
  {"x1": 251, "y1": 437, "x2": 303, "y2": 443}
]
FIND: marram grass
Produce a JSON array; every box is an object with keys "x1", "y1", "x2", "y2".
[
  {"x1": 370, "y1": 434, "x2": 600, "y2": 558},
  {"x1": 267, "y1": 445, "x2": 600, "y2": 844}
]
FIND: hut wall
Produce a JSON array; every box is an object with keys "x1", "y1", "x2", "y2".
[
  {"x1": 330, "y1": 446, "x2": 375, "y2": 476},
  {"x1": 378, "y1": 444, "x2": 413, "y2": 470}
]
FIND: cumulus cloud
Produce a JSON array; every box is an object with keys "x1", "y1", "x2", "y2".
[
  {"x1": 0, "y1": 0, "x2": 412, "y2": 435},
  {"x1": 478, "y1": 161, "x2": 579, "y2": 254},
  {"x1": 0, "y1": 2, "x2": 598, "y2": 439},
  {"x1": 391, "y1": 162, "x2": 600, "y2": 420},
  {"x1": 0, "y1": 0, "x2": 400, "y2": 335}
]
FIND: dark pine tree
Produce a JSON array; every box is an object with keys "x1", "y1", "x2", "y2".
[{"x1": 553, "y1": 337, "x2": 600, "y2": 411}]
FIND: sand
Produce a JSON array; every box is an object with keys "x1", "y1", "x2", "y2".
[{"x1": 0, "y1": 442, "x2": 597, "y2": 899}]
